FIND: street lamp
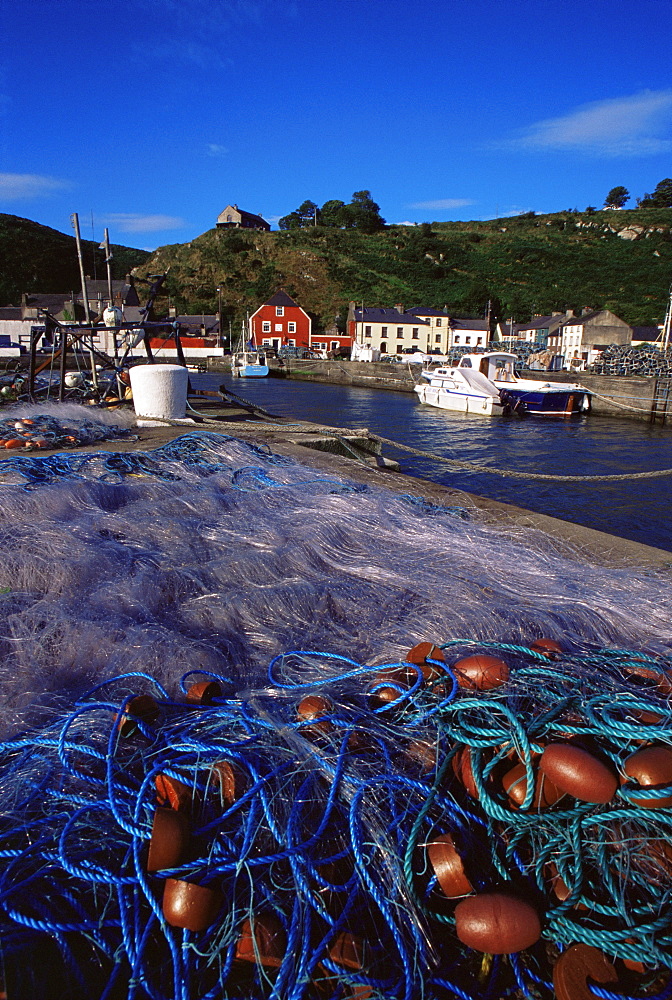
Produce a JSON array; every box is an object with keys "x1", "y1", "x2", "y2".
[{"x1": 216, "y1": 286, "x2": 223, "y2": 349}]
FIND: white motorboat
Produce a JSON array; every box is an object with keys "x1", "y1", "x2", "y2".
[{"x1": 415, "y1": 352, "x2": 590, "y2": 416}]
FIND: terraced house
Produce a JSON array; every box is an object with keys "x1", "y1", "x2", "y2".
[
  {"x1": 349, "y1": 303, "x2": 490, "y2": 357},
  {"x1": 348, "y1": 304, "x2": 429, "y2": 357}
]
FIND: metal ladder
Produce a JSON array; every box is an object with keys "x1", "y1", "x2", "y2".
[{"x1": 651, "y1": 375, "x2": 672, "y2": 423}]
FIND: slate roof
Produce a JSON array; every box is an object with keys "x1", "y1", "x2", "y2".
[
  {"x1": 355, "y1": 307, "x2": 429, "y2": 325},
  {"x1": 498, "y1": 322, "x2": 521, "y2": 338},
  {"x1": 407, "y1": 306, "x2": 449, "y2": 318},
  {"x1": 0, "y1": 307, "x2": 22, "y2": 320},
  {"x1": 449, "y1": 318, "x2": 490, "y2": 330},
  {"x1": 515, "y1": 315, "x2": 561, "y2": 330},
  {"x1": 632, "y1": 326, "x2": 662, "y2": 342},
  {"x1": 171, "y1": 314, "x2": 219, "y2": 335},
  {"x1": 264, "y1": 290, "x2": 302, "y2": 309}
]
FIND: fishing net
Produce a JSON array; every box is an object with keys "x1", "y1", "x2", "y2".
[{"x1": 0, "y1": 429, "x2": 670, "y2": 999}]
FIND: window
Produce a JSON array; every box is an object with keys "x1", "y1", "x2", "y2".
[
  {"x1": 454, "y1": 335, "x2": 460, "y2": 344},
  {"x1": 262, "y1": 321, "x2": 271, "y2": 333},
  {"x1": 397, "y1": 327, "x2": 403, "y2": 338},
  {"x1": 288, "y1": 339, "x2": 296, "y2": 347},
  {"x1": 288, "y1": 322, "x2": 296, "y2": 333},
  {"x1": 435, "y1": 334, "x2": 441, "y2": 343},
  {"x1": 436, "y1": 318, "x2": 442, "y2": 327},
  {"x1": 412, "y1": 328, "x2": 419, "y2": 339},
  {"x1": 465, "y1": 336, "x2": 471, "y2": 345},
  {"x1": 276, "y1": 306, "x2": 284, "y2": 316},
  {"x1": 381, "y1": 326, "x2": 387, "y2": 335},
  {"x1": 274, "y1": 323, "x2": 283, "y2": 331},
  {"x1": 380, "y1": 342, "x2": 387, "y2": 353},
  {"x1": 331, "y1": 341, "x2": 339, "y2": 351},
  {"x1": 477, "y1": 336, "x2": 483, "y2": 345},
  {"x1": 262, "y1": 339, "x2": 271, "y2": 346},
  {"x1": 365, "y1": 325, "x2": 371, "y2": 337}
]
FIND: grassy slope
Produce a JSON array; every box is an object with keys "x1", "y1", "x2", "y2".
[
  {"x1": 0, "y1": 214, "x2": 151, "y2": 306},
  {"x1": 5, "y1": 209, "x2": 671, "y2": 329},
  {"x1": 140, "y1": 208, "x2": 672, "y2": 331}
]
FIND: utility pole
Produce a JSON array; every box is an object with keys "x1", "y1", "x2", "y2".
[{"x1": 71, "y1": 212, "x2": 98, "y2": 388}]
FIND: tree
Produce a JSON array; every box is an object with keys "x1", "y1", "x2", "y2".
[
  {"x1": 278, "y1": 211, "x2": 301, "y2": 230},
  {"x1": 297, "y1": 200, "x2": 320, "y2": 226},
  {"x1": 278, "y1": 200, "x2": 320, "y2": 229},
  {"x1": 343, "y1": 190, "x2": 385, "y2": 233},
  {"x1": 638, "y1": 178, "x2": 672, "y2": 208},
  {"x1": 604, "y1": 186, "x2": 629, "y2": 209},
  {"x1": 320, "y1": 199, "x2": 347, "y2": 227}
]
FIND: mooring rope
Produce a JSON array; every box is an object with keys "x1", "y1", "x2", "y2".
[
  {"x1": 369, "y1": 433, "x2": 672, "y2": 482},
  {"x1": 588, "y1": 390, "x2": 651, "y2": 413}
]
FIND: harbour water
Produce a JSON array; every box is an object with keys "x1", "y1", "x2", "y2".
[{"x1": 197, "y1": 372, "x2": 672, "y2": 553}]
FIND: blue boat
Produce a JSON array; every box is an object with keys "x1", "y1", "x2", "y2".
[{"x1": 231, "y1": 350, "x2": 270, "y2": 378}]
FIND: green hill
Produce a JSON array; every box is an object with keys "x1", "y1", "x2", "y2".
[
  {"x1": 136, "y1": 208, "x2": 672, "y2": 331},
  {"x1": 4, "y1": 209, "x2": 672, "y2": 330},
  {"x1": 0, "y1": 214, "x2": 151, "y2": 306}
]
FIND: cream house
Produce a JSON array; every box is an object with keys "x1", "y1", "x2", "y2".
[{"x1": 349, "y1": 305, "x2": 429, "y2": 356}]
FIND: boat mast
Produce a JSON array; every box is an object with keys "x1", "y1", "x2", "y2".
[{"x1": 661, "y1": 284, "x2": 672, "y2": 352}]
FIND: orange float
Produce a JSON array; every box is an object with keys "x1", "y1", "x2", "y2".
[{"x1": 452, "y1": 654, "x2": 509, "y2": 690}]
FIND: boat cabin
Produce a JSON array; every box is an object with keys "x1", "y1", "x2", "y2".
[{"x1": 458, "y1": 352, "x2": 518, "y2": 382}]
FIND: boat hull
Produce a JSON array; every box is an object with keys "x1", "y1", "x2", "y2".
[
  {"x1": 498, "y1": 387, "x2": 589, "y2": 416},
  {"x1": 234, "y1": 364, "x2": 270, "y2": 378},
  {"x1": 415, "y1": 384, "x2": 501, "y2": 415}
]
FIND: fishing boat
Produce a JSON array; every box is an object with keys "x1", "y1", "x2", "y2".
[
  {"x1": 415, "y1": 352, "x2": 590, "y2": 416},
  {"x1": 230, "y1": 322, "x2": 270, "y2": 378},
  {"x1": 231, "y1": 351, "x2": 270, "y2": 378}
]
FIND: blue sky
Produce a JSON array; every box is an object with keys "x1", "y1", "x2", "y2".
[{"x1": 1, "y1": 0, "x2": 672, "y2": 249}]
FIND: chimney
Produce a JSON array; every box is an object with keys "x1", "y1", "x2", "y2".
[
  {"x1": 395, "y1": 303, "x2": 404, "y2": 314},
  {"x1": 565, "y1": 309, "x2": 575, "y2": 318},
  {"x1": 581, "y1": 306, "x2": 592, "y2": 316}
]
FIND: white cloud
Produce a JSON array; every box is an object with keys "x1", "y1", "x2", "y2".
[
  {"x1": 104, "y1": 213, "x2": 186, "y2": 233},
  {"x1": 0, "y1": 172, "x2": 69, "y2": 200},
  {"x1": 207, "y1": 143, "x2": 228, "y2": 157},
  {"x1": 408, "y1": 198, "x2": 475, "y2": 210},
  {"x1": 517, "y1": 90, "x2": 672, "y2": 156},
  {"x1": 393, "y1": 221, "x2": 418, "y2": 227}
]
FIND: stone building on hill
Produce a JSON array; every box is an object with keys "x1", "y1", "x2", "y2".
[{"x1": 216, "y1": 205, "x2": 270, "y2": 231}]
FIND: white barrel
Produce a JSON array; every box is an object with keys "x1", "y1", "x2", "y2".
[{"x1": 129, "y1": 364, "x2": 188, "y2": 419}]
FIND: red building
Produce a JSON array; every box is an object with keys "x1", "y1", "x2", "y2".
[{"x1": 249, "y1": 291, "x2": 311, "y2": 351}]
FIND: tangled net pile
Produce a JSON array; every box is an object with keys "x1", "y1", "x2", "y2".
[
  {"x1": 0, "y1": 402, "x2": 136, "y2": 452},
  {"x1": 0, "y1": 431, "x2": 671, "y2": 999}
]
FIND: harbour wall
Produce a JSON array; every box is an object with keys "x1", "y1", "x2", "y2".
[{"x1": 208, "y1": 358, "x2": 669, "y2": 425}]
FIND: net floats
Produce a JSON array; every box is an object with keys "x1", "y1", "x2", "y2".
[
  {"x1": 454, "y1": 891, "x2": 542, "y2": 954},
  {"x1": 2, "y1": 635, "x2": 672, "y2": 998},
  {"x1": 539, "y1": 743, "x2": 619, "y2": 803}
]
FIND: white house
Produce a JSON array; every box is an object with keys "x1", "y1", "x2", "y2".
[{"x1": 554, "y1": 309, "x2": 631, "y2": 368}]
